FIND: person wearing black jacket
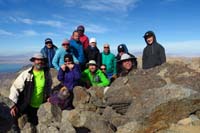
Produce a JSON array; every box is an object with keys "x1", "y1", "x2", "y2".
[
  {"x1": 84, "y1": 38, "x2": 101, "y2": 67},
  {"x1": 142, "y1": 31, "x2": 166, "y2": 69}
]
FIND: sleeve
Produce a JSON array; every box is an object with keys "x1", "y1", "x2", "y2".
[
  {"x1": 72, "y1": 55, "x2": 79, "y2": 64},
  {"x1": 113, "y1": 55, "x2": 117, "y2": 74},
  {"x1": 142, "y1": 48, "x2": 147, "y2": 69},
  {"x1": 9, "y1": 71, "x2": 27, "y2": 104},
  {"x1": 52, "y1": 50, "x2": 60, "y2": 71},
  {"x1": 97, "y1": 71, "x2": 110, "y2": 87},
  {"x1": 160, "y1": 46, "x2": 166, "y2": 64},
  {"x1": 57, "y1": 68, "x2": 65, "y2": 82}
]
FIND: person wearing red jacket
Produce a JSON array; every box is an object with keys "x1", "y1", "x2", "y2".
[{"x1": 76, "y1": 25, "x2": 89, "y2": 50}]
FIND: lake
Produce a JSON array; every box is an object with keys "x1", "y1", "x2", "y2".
[{"x1": 0, "y1": 64, "x2": 25, "y2": 73}]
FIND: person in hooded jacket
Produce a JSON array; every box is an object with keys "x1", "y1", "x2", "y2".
[
  {"x1": 116, "y1": 44, "x2": 137, "y2": 74},
  {"x1": 40, "y1": 38, "x2": 57, "y2": 68},
  {"x1": 142, "y1": 31, "x2": 166, "y2": 69},
  {"x1": 76, "y1": 25, "x2": 89, "y2": 50},
  {"x1": 84, "y1": 37, "x2": 101, "y2": 67}
]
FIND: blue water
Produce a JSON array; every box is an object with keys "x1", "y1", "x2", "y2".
[{"x1": 0, "y1": 64, "x2": 24, "y2": 73}]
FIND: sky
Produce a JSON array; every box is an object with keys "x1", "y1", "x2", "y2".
[{"x1": 0, "y1": 0, "x2": 200, "y2": 57}]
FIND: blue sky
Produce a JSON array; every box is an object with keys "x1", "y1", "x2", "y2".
[{"x1": 0, "y1": 0, "x2": 200, "y2": 56}]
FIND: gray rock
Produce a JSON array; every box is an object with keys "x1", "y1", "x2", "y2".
[
  {"x1": 37, "y1": 102, "x2": 62, "y2": 125},
  {"x1": 60, "y1": 110, "x2": 76, "y2": 133},
  {"x1": 67, "y1": 109, "x2": 115, "y2": 133}
]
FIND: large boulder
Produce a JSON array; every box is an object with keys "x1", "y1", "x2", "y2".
[{"x1": 66, "y1": 109, "x2": 116, "y2": 133}]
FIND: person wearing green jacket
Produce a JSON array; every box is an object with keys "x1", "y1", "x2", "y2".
[
  {"x1": 82, "y1": 60, "x2": 110, "y2": 88},
  {"x1": 101, "y1": 43, "x2": 117, "y2": 79}
]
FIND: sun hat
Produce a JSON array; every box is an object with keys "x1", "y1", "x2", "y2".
[
  {"x1": 118, "y1": 53, "x2": 135, "y2": 62},
  {"x1": 30, "y1": 53, "x2": 45, "y2": 62},
  {"x1": 86, "y1": 60, "x2": 98, "y2": 67}
]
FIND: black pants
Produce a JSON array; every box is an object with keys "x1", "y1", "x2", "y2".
[{"x1": 14, "y1": 105, "x2": 39, "y2": 127}]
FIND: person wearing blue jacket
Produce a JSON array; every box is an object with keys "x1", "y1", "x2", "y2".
[
  {"x1": 57, "y1": 54, "x2": 81, "y2": 109},
  {"x1": 40, "y1": 38, "x2": 57, "y2": 68},
  {"x1": 52, "y1": 39, "x2": 78, "y2": 71},
  {"x1": 70, "y1": 30, "x2": 85, "y2": 70}
]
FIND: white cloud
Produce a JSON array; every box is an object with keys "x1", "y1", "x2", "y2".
[
  {"x1": 0, "y1": 29, "x2": 14, "y2": 36},
  {"x1": 22, "y1": 30, "x2": 38, "y2": 36},
  {"x1": 63, "y1": 0, "x2": 139, "y2": 12},
  {"x1": 86, "y1": 24, "x2": 108, "y2": 33},
  {"x1": 19, "y1": 18, "x2": 33, "y2": 24},
  {"x1": 37, "y1": 20, "x2": 63, "y2": 28}
]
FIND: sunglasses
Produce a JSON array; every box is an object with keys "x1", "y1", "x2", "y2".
[
  {"x1": 62, "y1": 43, "x2": 69, "y2": 46},
  {"x1": 104, "y1": 47, "x2": 109, "y2": 49},
  {"x1": 100, "y1": 68, "x2": 106, "y2": 70}
]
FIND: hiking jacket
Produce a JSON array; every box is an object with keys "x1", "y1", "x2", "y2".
[
  {"x1": 52, "y1": 47, "x2": 78, "y2": 70},
  {"x1": 70, "y1": 39, "x2": 85, "y2": 64},
  {"x1": 9, "y1": 67, "x2": 52, "y2": 112},
  {"x1": 57, "y1": 64, "x2": 81, "y2": 92},
  {"x1": 101, "y1": 52, "x2": 117, "y2": 74},
  {"x1": 79, "y1": 34, "x2": 89, "y2": 49},
  {"x1": 81, "y1": 69, "x2": 110, "y2": 87},
  {"x1": 84, "y1": 46, "x2": 101, "y2": 67},
  {"x1": 142, "y1": 31, "x2": 166, "y2": 69},
  {"x1": 40, "y1": 45, "x2": 57, "y2": 68}
]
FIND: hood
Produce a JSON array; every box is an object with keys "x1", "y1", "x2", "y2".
[
  {"x1": 143, "y1": 31, "x2": 157, "y2": 45},
  {"x1": 118, "y1": 44, "x2": 129, "y2": 53}
]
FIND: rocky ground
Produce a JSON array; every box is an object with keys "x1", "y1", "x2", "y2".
[{"x1": 0, "y1": 57, "x2": 200, "y2": 133}]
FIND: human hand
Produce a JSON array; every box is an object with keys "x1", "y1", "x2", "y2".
[
  {"x1": 67, "y1": 64, "x2": 74, "y2": 70},
  {"x1": 10, "y1": 105, "x2": 18, "y2": 117},
  {"x1": 61, "y1": 64, "x2": 66, "y2": 71}
]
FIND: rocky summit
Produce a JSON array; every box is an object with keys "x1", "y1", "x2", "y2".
[{"x1": 0, "y1": 57, "x2": 200, "y2": 133}]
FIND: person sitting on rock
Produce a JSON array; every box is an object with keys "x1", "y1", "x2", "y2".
[
  {"x1": 9, "y1": 53, "x2": 52, "y2": 132},
  {"x1": 56, "y1": 54, "x2": 81, "y2": 109},
  {"x1": 116, "y1": 44, "x2": 137, "y2": 75},
  {"x1": 117, "y1": 53, "x2": 137, "y2": 77},
  {"x1": 81, "y1": 60, "x2": 110, "y2": 88}
]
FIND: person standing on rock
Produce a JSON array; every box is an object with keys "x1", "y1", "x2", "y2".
[
  {"x1": 40, "y1": 38, "x2": 57, "y2": 68},
  {"x1": 52, "y1": 39, "x2": 78, "y2": 71},
  {"x1": 84, "y1": 37, "x2": 101, "y2": 67},
  {"x1": 117, "y1": 53, "x2": 137, "y2": 77},
  {"x1": 81, "y1": 60, "x2": 110, "y2": 88},
  {"x1": 142, "y1": 31, "x2": 166, "y2": 69},
  {"x1": 76, "y1": 25, "x2": 89, "y2": 50},
  {"x1": 9, "y1": 53, "x2": 52, "y2": 132},
  {"x1": 101, "y1": 44, "x2": 117, "y2": 79}
]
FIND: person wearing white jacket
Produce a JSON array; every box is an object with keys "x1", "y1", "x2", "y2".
[{"x1": 9, "y1": 53, "x2": 52, "y2": 132}]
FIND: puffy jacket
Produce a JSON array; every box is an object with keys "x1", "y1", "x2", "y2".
[
  {"x1": 40, "y1": 45, "x2": 57, "y2": 68},
  {"x1": 9, "y1": 67, "x2": 52, "y2": 112},
  {"x1": 84, "y1": 46, "x2": 101, "y2": 67},
  {"x1": 142, "y1": 31, "x2": 166, "y2": 69},
  {"x1": 52, "y1": 47, "x2": 78, "y2": 70},
  {"x1": 81, "y1": 68, "x2": 110, "y2": 87},
  {"x1": 70, "y1": 40, "x2": 85, "y2": 64},
  {"x1": 101, "y1": 52, "x2": 117, "y2": 74},
  {"x1": 57, "y1": 64, "x2": 81, "y2": 92}
]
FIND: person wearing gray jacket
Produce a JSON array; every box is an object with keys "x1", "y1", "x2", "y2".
[{"x1": 142, "y1": 31, "x2": 166, "y2": 69}]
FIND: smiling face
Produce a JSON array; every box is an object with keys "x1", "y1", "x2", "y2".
[
  {"x1": 73, "y1": 31, "x2": 79, "y2": 41},
  {"x1": 122, "y1": 60, "x2": 133, "y2": 71},
  {"x1": 34, "y1": 58, "x2": 45, "y2": 70},
  {"x1": 146, "y1": 36, "x2": 154, "y2": 45},
  {"x1": 89, "y1": 64, "x2": 97, "y2": 73}
]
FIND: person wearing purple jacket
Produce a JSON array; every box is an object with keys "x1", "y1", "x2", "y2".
[{"x1": 57, "y1": 54, "x2": 81, "y2": 109}]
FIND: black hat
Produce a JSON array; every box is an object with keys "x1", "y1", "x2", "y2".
[
  {"x1": 77, "y1": 25, "x2": 85, "y2": 32},
  {"x1": 143, "y1": 31, "x2": 154, "y2": 39},
  {"x1": 118, "y1": 44, "x2": 125, "y2": 52},
  {"x1": 45, "y1": 38, "x2": 53, "y2": 44},
  {"x1": 64, "y1": 54, "x2": 74, "y2": 63}
]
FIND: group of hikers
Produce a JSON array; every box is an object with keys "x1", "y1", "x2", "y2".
[{"x1": 8, "y1": 25, "x2": 166, "y2": 132}]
